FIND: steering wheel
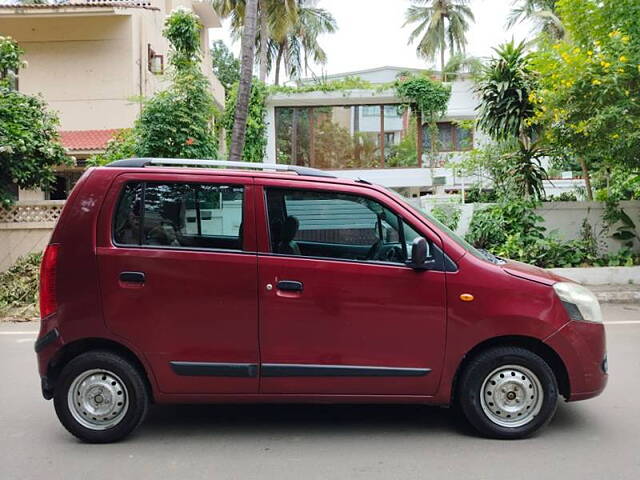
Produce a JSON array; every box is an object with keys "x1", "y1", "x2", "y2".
[
  {"x1": 366, "y1": 239, "x2": 383, "y2": 260},
  {"x1": 383, "y1": 245, "x2": 404, "y2": 263}
]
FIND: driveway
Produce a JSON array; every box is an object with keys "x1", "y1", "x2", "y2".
[{"x1": 1, "y1": 303, "x2": 639, "y2": 480}]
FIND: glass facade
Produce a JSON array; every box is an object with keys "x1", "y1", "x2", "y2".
[
  {"x1": 275, "y1": 105, "x2": 417, "y2": 169},
  {"x1": 275, "y1": 105, "x2": 473, "y2": 170}
]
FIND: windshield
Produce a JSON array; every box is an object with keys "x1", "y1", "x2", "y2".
[{"x1": 382, "y1": 187, "x2": 499, "y2": 263}]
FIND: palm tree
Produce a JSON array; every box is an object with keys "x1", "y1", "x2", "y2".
[
  {"x1": 270, "y1": 3, "x2": 337, "y2": 85},
  {"x1": 404, "y1": 0, "x2": 475, "y2": 81},
  {"x1": 229, "y1": 0, "x2": 259, "y2": 161},
  {"x1": 213, "y1": 0, "x2": 299, "y2": 82},
  {"x1": 475, "y1": 41, "x2": 549, "y2": 199},
  {"x1": 506, "y1": 0, "x2": 564, "y2": 40}
]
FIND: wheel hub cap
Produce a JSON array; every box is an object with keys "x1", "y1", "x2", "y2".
[
  {"x1": 67, "y1": 369, "x2": 129, "y2": 431},
  {"x1": 480, "y1": 365, "x2": 544, "y2": 428}
]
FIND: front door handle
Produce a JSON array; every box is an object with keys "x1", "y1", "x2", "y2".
[
  {"x1": 120, "y1": 271, "x2": 145, "y2": 284},
  {"x1": 276, "y1": 280, "x2": 303, "y2": 292}
]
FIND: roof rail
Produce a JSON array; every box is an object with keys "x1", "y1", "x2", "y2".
[{"x1": 106, "y1": 158, "x2": 336, "y2": 178}]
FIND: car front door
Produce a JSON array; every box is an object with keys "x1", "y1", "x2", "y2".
[
  {"x1": 97, "y1": 173, "x2": 259, "y2": 394},
  {"x1": 256, "y1": 179, "x2": 447, "y2": 396}
]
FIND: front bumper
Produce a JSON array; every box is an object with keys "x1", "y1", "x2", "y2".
[{"x1": 545, "y1": 320, "x2": 608, "y2": 401}]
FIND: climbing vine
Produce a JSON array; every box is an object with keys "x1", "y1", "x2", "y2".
[
  {"x1": 393, "y1": 74, "x2": 451, "y2": 122},
  {"x1": 222, "y1": 80, "x2": 268, "y2": 162}
]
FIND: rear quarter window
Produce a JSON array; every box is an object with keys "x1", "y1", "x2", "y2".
[{"x1": 113, "y1": 181, "x2": 244, "y2": 251}]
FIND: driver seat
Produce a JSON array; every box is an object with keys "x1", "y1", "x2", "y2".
[{"x1": 277, "y1": 216, "x2": 301, "y2": 255}]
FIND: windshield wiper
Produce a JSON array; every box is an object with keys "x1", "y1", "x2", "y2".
[{"x1": 478, "y1": 249, "x2": 506, "y2": 265}]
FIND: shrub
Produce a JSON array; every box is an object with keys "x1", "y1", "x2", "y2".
[
  {"x1": 430, "y1": 204, "x2": 461, "y2": 231},
  {"x1": 0, "y1": 253, "x2": 41, "y2": 319}
]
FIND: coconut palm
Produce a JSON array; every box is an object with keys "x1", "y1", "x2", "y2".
[
  {"x1": 228, "y1": 0, "x2": 259, "y2": 161},
  {"x1": 270, "y1": 3, "x2": 337, "y2": 84},
  {"x1": 213, "y1": 0, "x2": 300, "y2": 82},
  {"x1": 506, "y1": 0, "x2": 564, "y2": 40},
  {"x1": 404, "y1": 0, "x2": 475, "y2": 81}
]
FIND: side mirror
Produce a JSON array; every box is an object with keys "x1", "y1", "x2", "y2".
[{"x1": 407, "y1": 237, "x2": 433, "y2": 270}]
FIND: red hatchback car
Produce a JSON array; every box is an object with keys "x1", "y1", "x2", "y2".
[{"x1": 35, "y1": 158, "x2": 607, "y2": 443}]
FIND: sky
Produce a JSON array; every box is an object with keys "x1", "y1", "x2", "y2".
[{"x1": 209, "y1": 0, "x2": 533, "y2": 82}]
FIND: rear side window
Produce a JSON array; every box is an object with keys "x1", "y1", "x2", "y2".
[{"x1": 114, "y1": 182, "x2": 244, "y2": 251}]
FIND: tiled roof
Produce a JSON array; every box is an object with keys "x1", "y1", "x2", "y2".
[
  {"x1": 0, "y1": 1, "x2": 158, "y2": 10},
  {"x1": 58, "y1": 129, "x2": 120, "y2": 152}
]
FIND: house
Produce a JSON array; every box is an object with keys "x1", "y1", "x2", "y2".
[
  {"x1": 265, "y1": 66, "x2": 479, "y2": 198},
  {"x1": 264, "y1": 66, "x2": 584, "y2": 198},
  {"x1": 0, "y1": 0, "x2": 225, "y2": 200}
]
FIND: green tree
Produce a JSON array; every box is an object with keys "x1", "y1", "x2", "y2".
[
  {"x1": 270, "y1": 3, "x2": 337, "y2": 84},
  {"x1": 213, "y1": 0, "x2": 299, "y2": 82},
  {"x1": 211, "y1": 40, "x2": 240, "y2": 97},
  {"x1": 221, "y1": 79, "x2": 268, "y2": 162},
  {"x1": 215, "y1": 0, "x2": 336, "y2": 85},
  {"x1": 135, "y1": 8, "x2": 219, "y2": 158},
  {"x1": 530, "y1": 0, "x2": 640, "y2": 199},
  {"x1": 404, "y1": 0, "x2": 475, "y2": 80},
  {"x1": 475, "y1": 41, "x2": 547, "y2": 199},
  {"x1": 507, "y1": 0, "x2": 564, "y2": 40},
  {"x1": 0, "y1": 36, "x2": 70, "y2": 206}
]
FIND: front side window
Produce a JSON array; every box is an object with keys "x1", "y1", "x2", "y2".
[
  {"x1": 265, "y1": 188, "x2": 422, "y2": 264},
  {"x1": 114, "y1": 181, "x2": 244, "y2": 251}
]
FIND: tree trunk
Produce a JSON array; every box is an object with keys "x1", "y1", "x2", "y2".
[
  {"x1": 259, "y1": 0, "x2": 268, "y2": 82},
  {"x1": 416, "y1": 109, "x2": 423, "y2": 168},
  {"x1": 229, "y1": 0, "x2": 259, "y2": 162},
  {"x1": 441, "y1": 47, "x2": 446, "y2": 82},
  {"x1": 578, "y1": 157, "x2": 594, "y2": 200},
  {"x1": 274, "y1": 43, "x2": 284, "y2": 85}
]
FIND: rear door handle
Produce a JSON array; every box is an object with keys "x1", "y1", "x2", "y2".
[
  {"x1": 120, "y1": 271, "x2": 145, "y2": 284},
  {"x1": 276, "y1": 280, "x2": 303, "y2": 292}
]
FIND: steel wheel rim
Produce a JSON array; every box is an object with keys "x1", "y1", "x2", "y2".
[
  {"x1": 67, "y1": 369, "x2": 129, "y2": 431},
  {"x1": 480, "y1": 364, "x2": 544, "y2": 428}
]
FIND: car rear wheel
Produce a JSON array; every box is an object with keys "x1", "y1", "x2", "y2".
[
  {"x1": 457, "y1": 346, "x2": 558, "y2": 439},
  {"x1": 53, "y1": 350, "x2": 149, "y2": 443}
]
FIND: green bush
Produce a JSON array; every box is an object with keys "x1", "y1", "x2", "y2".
[
  {"x1": 430, "y1": 205, "x2": 461, "y2": 231},
  {"x1": 465, "y1": 199, "x2": 609, "y2": 268},
  {"x1": 0, "y1": 252, "x2": 41, "y2": 319}
]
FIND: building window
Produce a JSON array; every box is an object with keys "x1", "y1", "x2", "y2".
[
  {"x1": 423, "y1": 122, "x2": 474, "y2": 152},
  {"x1": 275, "y1": 104, "x2": 415, "y2": 170}
]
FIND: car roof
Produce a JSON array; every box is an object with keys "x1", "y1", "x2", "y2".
[{"x1": 100, "y1": 158, "x2": 374, "y2": 189}]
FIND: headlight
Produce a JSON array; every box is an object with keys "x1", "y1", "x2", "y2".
[{"x1": 553, "y1": 282, "x2": 603, "y2": 324}]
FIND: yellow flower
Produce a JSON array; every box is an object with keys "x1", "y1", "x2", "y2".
[
  {"x1": 622, "y1": 35, "x2": 630, "y2": 44},
  {"x1": 609, "y1": 30, "x2": 621, "y2": 38},
  {"x1": 573, "y1": 47, "x2": 581, "y2": 54},
  {"x1": 592, "y1": 79, "x2": 602, "y2": 85},
  {"x1": 601, "y1": 61, "x2": 611, "y2": 68},
  {"x1": 620, "y1": 55, "x2": 629, "y2": 62},
  {"x1": 587, "y1": 50, "x2": 593, "y2": 56},
  {"x1": 618, "y1": 68, "x2": 625, "y2": 73},
  {"x1": 612, "y1": 133, "x2": 620, "y2": 139}
]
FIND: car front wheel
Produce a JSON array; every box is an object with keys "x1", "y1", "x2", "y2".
[
  {"x1": 457, "y1": 346, "x2": 559, "y2": 439},
  {"x1": 53, "y1": 350, "x2": 149, "y2": 443}
]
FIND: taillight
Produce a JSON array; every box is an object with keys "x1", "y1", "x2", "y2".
[{"x1": 39, "y1": 244, "x2": 59, "y2": 318}]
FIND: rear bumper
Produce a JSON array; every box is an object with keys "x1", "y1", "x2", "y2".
[{"x1": 545, "y1": 320, "x2": 608, "y2": 401}]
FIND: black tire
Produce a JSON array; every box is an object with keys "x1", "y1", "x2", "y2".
[
  {"x1": 53, "y1": 350, "x2": 149, "y2": 443},
  {"x1": 456, "y1": 346, "x2": 558, "y2": 439}
]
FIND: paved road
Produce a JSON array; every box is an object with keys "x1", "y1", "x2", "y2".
[{"x1": 1, "y1": 304, "x2": 639, "y2": 480}]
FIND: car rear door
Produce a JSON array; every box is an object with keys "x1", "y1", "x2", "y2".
[
  {"x1": 96, "y1": 172, "x2": 259, "y2": 394},
  {"x1": 255, "y1": 178, "x2": 447, "y2": 396}
]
